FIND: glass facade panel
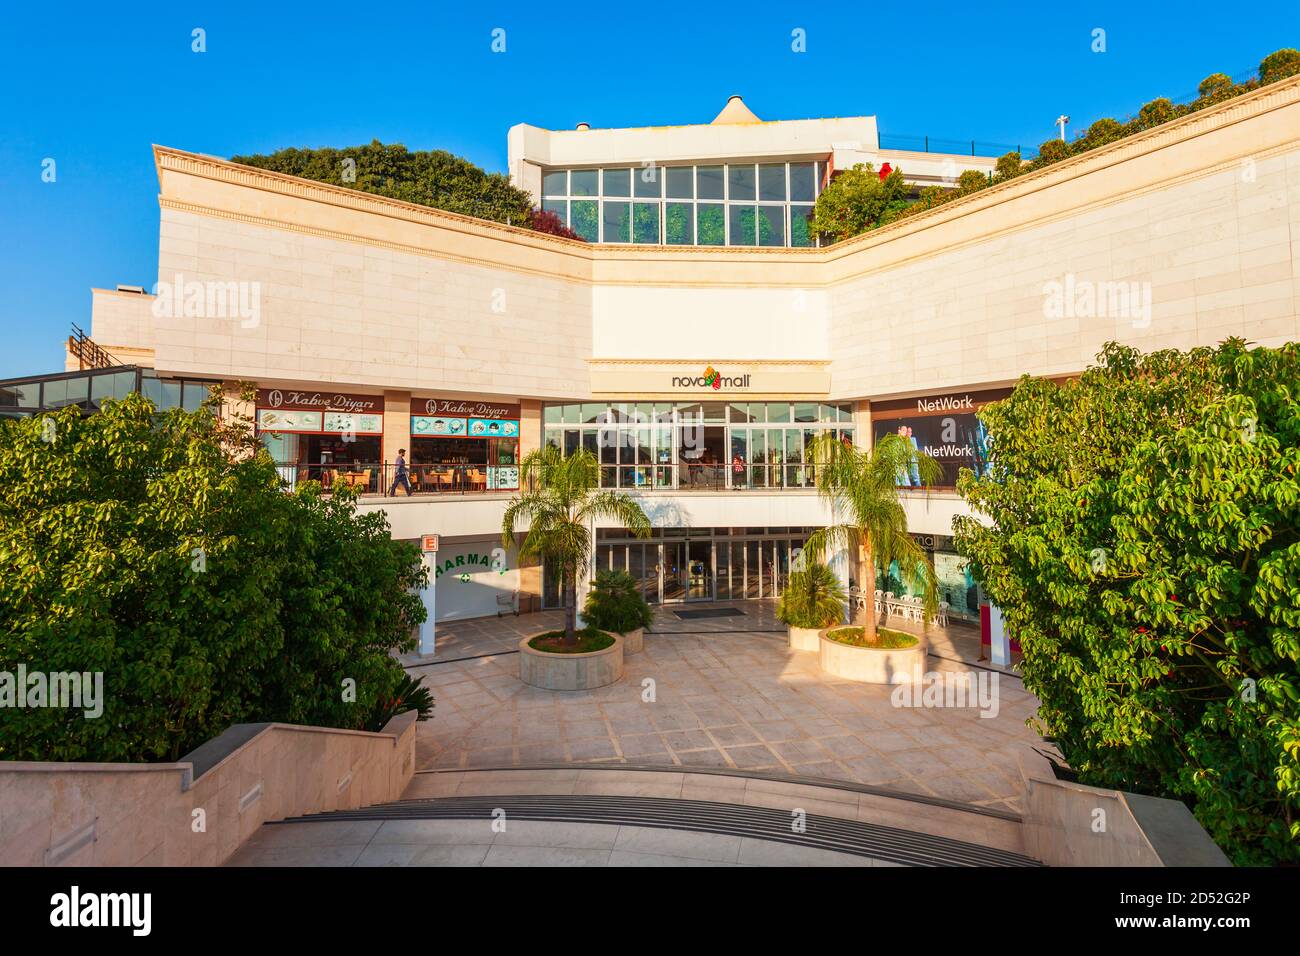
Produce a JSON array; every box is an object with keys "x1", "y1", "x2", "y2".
[
  {"x1": 571, "y1": 200, "x2": 598, "y2": 241},
  {"x1": 696, "y1": 204, "x2": 724, "y2": 245},
  {"x1": 728, "y1": 205, "x2": 755, "y2": 246},
  {"x1": 602, "y1": 168, "x2": 630, "y2": 196},
  {"x1": 633, "y1": 166, "x2": 662, "y2": 198},
  {"x1": 571, "y1": 169, "x2": 598, "y2": 196},
  {"x1": 665, "y1": 202, "x2": 693, "y2": 244},
  {"x1": 696, "y1": 165, "x2": 724, "y2": 200},
  {"x1": 542, "y1": 170, "x2": 567, "y2": 196},
  {"x1": 602, "y1": 201, "x2": 631, "y2": 242},
  {"x1": 759, "y1": 164, "x2": 786, "y2": 201},
  {"x1": 632, "y1": 202, "x2": 660, "y2": 243},
  {"x1": 757, "y1": 205, "x2": 784, "y2": 247},
  {"x1": 790, "y1": 205, "x2": 814, "y2": 247},
  {"x1": 727, "y1": 164, "x2": 755, "y2": 201},
  {"x1": 789, "y1": 162, "x2": 816, "y2": 202},
  {"x1": 665, "y1": 166, "x2": 693, "y2": 199}
]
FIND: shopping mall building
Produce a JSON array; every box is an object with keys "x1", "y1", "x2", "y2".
[{"x1": 5, "y1": 82, "x2": 1299, "y2": 625}]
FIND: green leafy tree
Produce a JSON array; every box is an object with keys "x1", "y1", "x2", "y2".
[
  {"x1": 809, "y1": 163, "x2": 909, "y2": 243},
  {"x1": 994, "y1": 151, "x2": 1023, "y2": 181},
  {"x1": 777, "y1": 561, "x2": 847, "y2": 629},
  {"x1": 803, "y1": 433, "x2": 940, "y2": 644},
  {"x1": 1197, "y1": 72, "x2": 1236, "y2": 103},
  {"x1": 954, "y1": 340, "x2": 1300, "y2": 865},
  {"x1": 232, "y1": 140, "x2": 534, "y2": 227},
  {"x1": 1080, "y1": 118, "x2": 1125, "y2": 150},
  {"x1": 583, "y1": 569, "x2": 654, "y2": 634},
  {"x1": 0, "y1": 390, "x2": 426, "y2": 762},
  {"x1": 1259, "y1": 48, "x2": 1300, "y2": 85},
  {"x1": 956, "y1": 169, "x2": 989, "y2": 193},
  {"x1": 502, "y1": 447, "x2": 652, "y2": 644}
]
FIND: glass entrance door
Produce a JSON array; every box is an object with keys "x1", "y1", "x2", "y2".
[
  {"x1": 687, "y1": 540, "x2": 713, "y2": 600},
  {"x1": 662, "y1": 541, "x2": 686, "y2": 603}
]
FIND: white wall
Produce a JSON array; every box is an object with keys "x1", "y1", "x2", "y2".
[{"x1": 592, "y1": 285, "x2": 829, "y2": 360}]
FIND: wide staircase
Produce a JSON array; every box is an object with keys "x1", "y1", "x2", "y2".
[{"x1": 233, "y1": 766, "x2": 1042, "y2": 867}]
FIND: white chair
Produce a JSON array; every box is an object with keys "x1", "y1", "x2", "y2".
[
  {"x1": 936, "y1": 600, "x2": 950, "y2": 627},
  {"x1": 883, "y1": 592, "x2": 895, "y2": 618},
  {"x1": 873, "y1": 589, "x2": 882, "y2": 615}
]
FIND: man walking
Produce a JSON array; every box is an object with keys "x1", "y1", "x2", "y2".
[{"x1": 389, "y1": 448, "x2": 412, "y2": 497}]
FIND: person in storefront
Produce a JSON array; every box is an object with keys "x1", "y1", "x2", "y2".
[{"x1": 388, "y1": 448, "x2": 412, "y2": 497}]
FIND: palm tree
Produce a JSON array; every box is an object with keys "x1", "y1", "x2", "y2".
[
  {"x1": 803, "y1": 432, "x2": 940, "y2": 645},
  {"x1": 501, "y1": 446, "x2": 652, "y2": 645}
]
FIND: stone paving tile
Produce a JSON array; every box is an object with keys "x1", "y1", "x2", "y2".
[{"x1": 409, "y1": 601, "x2": 1042, "y2": 812}]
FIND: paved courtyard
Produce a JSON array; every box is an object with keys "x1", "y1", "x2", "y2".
[{"x1": 405, "y1": 602, "x2": 1040, "y2": 815}]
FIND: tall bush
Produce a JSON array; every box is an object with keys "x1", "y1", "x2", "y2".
[
  {"x1": 0, "y1": 390, "x2": 426, "y2": 762},
  {"x1": 954, "y1": 340, "x2": 1300, "y2": 865}
]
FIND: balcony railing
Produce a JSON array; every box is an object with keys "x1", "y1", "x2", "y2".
[
  {"x1": 276, "y1": 463, "x2": 516, "y2": 496},
  {"x1": 600, "y1": 462, "x2": 821, "y2": 492}
]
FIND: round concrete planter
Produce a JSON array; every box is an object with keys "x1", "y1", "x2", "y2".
[
  {"x1": 519, "y1": 632, "x2": 624, "y2": 690},
  {"x1": 819, "y1": 627, "x2": 927, "y2": 684},
  {"x1": 787, "y1": 626, "x2": 824, "y2": 652},
  {"x1": 618, "y1": 628, "x2": 644, "y2": 654}
]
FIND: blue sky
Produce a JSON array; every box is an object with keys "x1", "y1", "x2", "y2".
[{"x1": 0, "y1": 3, "x2": 1295, "y2": 378}]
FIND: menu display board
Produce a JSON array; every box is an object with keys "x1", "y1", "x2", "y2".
[
  {"x1": 412, "y1": 416, "x2": 468, "y2": 437},
  {"x1": 469, "y1": 418, "x2": 519, "y2": 438},
  {"x1": 323, "y1": 412, "x2": 383, "y2": 434},
  {"x1": 257, "y1": 409, "x2": 323, "y2": 432}
]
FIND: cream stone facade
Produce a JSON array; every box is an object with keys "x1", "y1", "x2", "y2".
[{"x1": 35, "y1": 73, "x2": 1298, "y2": 620}]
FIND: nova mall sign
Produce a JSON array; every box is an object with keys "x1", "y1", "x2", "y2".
[{"x1": 589, "y1": 359, "x2": 829, "y2": 399}]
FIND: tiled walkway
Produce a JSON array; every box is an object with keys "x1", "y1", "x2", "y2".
[{"x1": 404, "y1": 602, "x2": 1039, "y2": 814}]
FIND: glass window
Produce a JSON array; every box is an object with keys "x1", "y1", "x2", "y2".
[
  {"x1": 839, "y1": 403, "x2": 855, "y2": 423},
  {"x1": 729, "y1": 402, "x2": 751, "y2": 423},
  {"x1": 790, "y1": 162, "x2": 816, "y2": 202},
  {"x1": 633, "y1": 202, "x2": 660, "y2": 244},
  {"x1": 819, "y1": 403, "x2": 839, "y2": 422},
  {"x1": 728, "y1": 205, "x2": 755, "y2": 246},
  {"x1": 571, "y1": 200, "x2": 598, "y2": 241},
  {"x1": 0, "y1": 381, "x2": 39, "y2": 408},
  {"x1": 571, "y1": 169, "x2": 598, "y2": 196},
  {"x1": 666, "y1": 166, "x2": 693, "y2": 199},
  {"x1": 757, "y1": 206, "x2": 784, "y2": 247},
  {"x1": 768, "y1": 402, "x2": 790, "y2": 423},
  {"x1": 696, "y1": 165, "x2": 724, "y2": 200},
  {"x1": 544, "y1": 405, "x2": 562, "y2": 425},
  {"x1": 542, "y1": 198, "x2": 567, "y2": 223},
  {"x1": 602, "y1": 201, "x2": 631, "y2": 242},
  {"x1": 602, "y1": 168, "x2": 630, "y2": 197},
  {"x1": 759, "y1": 164, "x2": 786, "y2": 201},
  {"x1": 665, "y1": 202, "x2": 693, "y2": 244},
  {"x1": 633, "y1": 166, "x2": 661, "y2": 198},
  {"x1": 142, "y1": 376, "x2": 181, "y2": 410},
  {"x1": 44, "y1": 377, "x2": 88, "y2": 409},
  {"x1": 790, "y1": 205, "x2": 814, "y2": 247},
  {"x1": 727, "y1": 164, "x2": 755, "y2": 201},
  {"x1": 183, "y1": 382, "x2": 213, "y2": 411},
  {"x1": 794, "y1": 402, "x2": 818, "y2": 423},
  {"x1": 542, "y1": 170, "x2": 568, "y2": 196},
  {"x1": 696, "y1": 204, "x2": 724, "y2": 245},
  {"x1": 581, "y1": 403, "x2": 606, "y2": 423}
]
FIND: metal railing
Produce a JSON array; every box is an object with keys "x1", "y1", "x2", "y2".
[
  {"x1": 276, "y1": 462, "x2": 517, "y2": 496},
  {"x1": 598, "y1": 462, "x2": 821, "y2": 492},
  {"x1": 68, "y1": 324, "x2": 121, "y2": 371}
]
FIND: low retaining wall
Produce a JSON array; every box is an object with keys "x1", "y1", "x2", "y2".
[
  {"x1": 0, "y1": 712, "x2": 418, "y2": 867},
  {"x1": 820, "y1": 630, "x2": 927, "y2": 684},
  {"x1": 1017, "y1": 746, "x2": 1231, "y2": 867}
]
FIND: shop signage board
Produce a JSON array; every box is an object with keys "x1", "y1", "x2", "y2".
[
  {"x1": 256, "y1": 389, "x2": 384, "y2": 434},
  {"x1": 871, "y1": 388, "x2": 1010, "y2": 487},
  {"x1": 410, "y1": 397, "x2": 521, "y2": 420},
  {"x1": 421, "y1": 534, "x2": 440, "y2": 553}
]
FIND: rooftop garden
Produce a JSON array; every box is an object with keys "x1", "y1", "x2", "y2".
[{"x1": 812, "y1": 48, "x2": 1300, "y2": 244}]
